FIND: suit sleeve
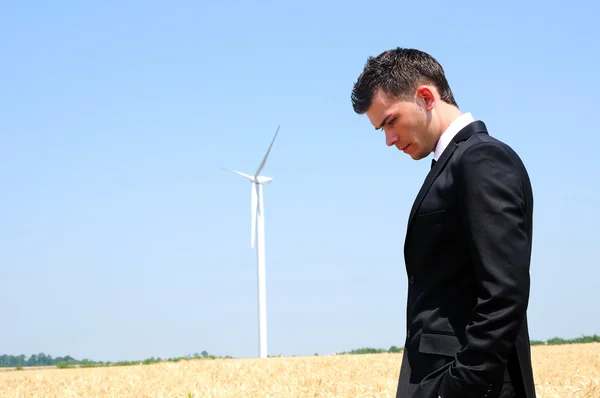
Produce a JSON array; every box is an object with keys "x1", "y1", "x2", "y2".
[{"x1": 438, "y1": 141, "x2": 532, "y2": 397}]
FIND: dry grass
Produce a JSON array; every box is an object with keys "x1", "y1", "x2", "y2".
[
  {"x1": 531, "y1": 343, "x2": 600, "y2": 397},
  {"x1": 0, "y1": 343, "x2": 598, "y2": 397}
]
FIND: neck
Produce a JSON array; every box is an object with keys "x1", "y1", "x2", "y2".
[{"x1": 436, "y1": 104, "x2": 463, "y2": 137}]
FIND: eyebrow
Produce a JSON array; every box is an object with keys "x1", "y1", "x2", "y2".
[{"x1": 377, "y1": 114, "x2": 391, "y2": 130}]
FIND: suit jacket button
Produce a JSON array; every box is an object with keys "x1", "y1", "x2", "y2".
[{"x1": 409, "y1": 276, "x2": 415, "y2": 284}]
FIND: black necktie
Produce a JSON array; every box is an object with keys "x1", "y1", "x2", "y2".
[{"x1": 431, "y1": 159, "x2": 436, "y2": 169}]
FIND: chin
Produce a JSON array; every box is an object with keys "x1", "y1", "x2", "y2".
[{"x1": 411, "y1": 152, "x2": 428, "y2": 161}]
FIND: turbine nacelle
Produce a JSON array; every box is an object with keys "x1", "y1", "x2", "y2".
[{"x1": 257, "y1": 176, "x2": 273, "y2": 184}]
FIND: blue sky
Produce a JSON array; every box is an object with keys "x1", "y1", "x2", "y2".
[{"x1": 1, "y1": 0, "x2": 598, "y2": 362}]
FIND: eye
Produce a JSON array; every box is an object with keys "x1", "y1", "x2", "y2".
[{"x1": 388, "y1": 117, "x2": 397, "y2": 126}]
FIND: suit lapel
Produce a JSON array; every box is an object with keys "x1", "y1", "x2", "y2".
[
  {"x1": 406, "y1": 120, "x2": 488, "y2": 231},
  {"x1": 406, "y1": 142, "x2": 458, "y2": 229}
]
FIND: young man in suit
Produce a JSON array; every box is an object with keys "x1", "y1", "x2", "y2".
[{"x1": 350, "y1": 48, "x2": 537, "y2": 398}]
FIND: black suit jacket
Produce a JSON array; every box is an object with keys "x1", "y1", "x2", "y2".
[{"x1": 396, "y1": 120, "x2": 536, "y2": 398}]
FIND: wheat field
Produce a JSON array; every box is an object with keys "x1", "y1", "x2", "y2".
[{"x1": 0, "y1": 343, "x2": 598, "y2": 397}]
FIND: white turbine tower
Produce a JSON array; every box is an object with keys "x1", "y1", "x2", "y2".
[{"x1": 221, "y1": 125, "x2": 280, "y2": 359}]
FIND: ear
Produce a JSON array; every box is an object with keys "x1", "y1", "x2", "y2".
[{"x1": 416, "y1": 86, "x2": 435, "y2": 111}]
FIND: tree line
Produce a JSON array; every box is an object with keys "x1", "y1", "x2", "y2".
[
  {"x1": 0, "y1": 353, "x2": 77, "y2": 368},
  {"x1": 2, "y1": 335, "x2": 598, "y2": 368},
  {"x1": 0, "y1": 351, "x2": 219, "y2": 369}
]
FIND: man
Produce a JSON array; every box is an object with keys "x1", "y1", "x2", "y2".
[{"x1": 350, "y1": 48, "x2": 536, "y2": 398}]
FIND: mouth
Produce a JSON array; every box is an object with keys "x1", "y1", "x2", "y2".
[{"x1": 400, "y1": 144, "x2": 411, "y2": 153}]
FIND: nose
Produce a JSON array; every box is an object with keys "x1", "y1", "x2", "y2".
[{"x1": 385, "y1": 131, "x2": 398, "y2": 147}]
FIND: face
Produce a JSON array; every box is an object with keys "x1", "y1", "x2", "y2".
[{"x1": 365, "y1": 87, "x2": 440, "y2": 160}]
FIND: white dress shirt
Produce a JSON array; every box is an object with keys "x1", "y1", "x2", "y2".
[{"x1": 433, "y1": 112, "x2": 475, "y2": 161}]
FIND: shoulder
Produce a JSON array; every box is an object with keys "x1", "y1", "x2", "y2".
[
  {"x1": 456, "y1": 132, "x2": 527, "y2": 174},
  {"x1": 450, "y1": 130, "x2": 533, "y2": 201}
]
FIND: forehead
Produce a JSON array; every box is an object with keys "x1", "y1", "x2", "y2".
[{"x1": 365, "y1": 89, "x2": 411, "y2": 129}]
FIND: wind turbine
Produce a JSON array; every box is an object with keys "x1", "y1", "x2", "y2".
[{"x1": 221, "y1": 125, "x2": 280, "y2": 359}]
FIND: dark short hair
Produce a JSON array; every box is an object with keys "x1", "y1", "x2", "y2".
[{"x1": 351, "y1": 48, "x2": 458, "y2": 114}]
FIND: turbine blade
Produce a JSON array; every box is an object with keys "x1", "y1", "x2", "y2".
[
  {"x1": 251, "y1": 183, "x2": 258, "y2": 248},
  {"x1": 221, "y1": 167, "x2": 254, "y2": 181},
  {"x1": 254, "y1": 125, "x2": 280, "y2": 178}
]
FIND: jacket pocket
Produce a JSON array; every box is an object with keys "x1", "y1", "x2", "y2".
[
  {"x1": 417, "y1": 208, "x2": 447, "y2": 219},
  {"x1": 418, "y1": 331, "x2": 463, "y2": 357}
]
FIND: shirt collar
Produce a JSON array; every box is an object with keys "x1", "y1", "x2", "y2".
[{"x1": 433, "y1": 112, "x2": 475, "y2": 161}]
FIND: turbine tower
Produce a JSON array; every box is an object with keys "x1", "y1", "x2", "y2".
[{"x1": 221, "y1": 125, "x2": 280, "y2": 359}]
